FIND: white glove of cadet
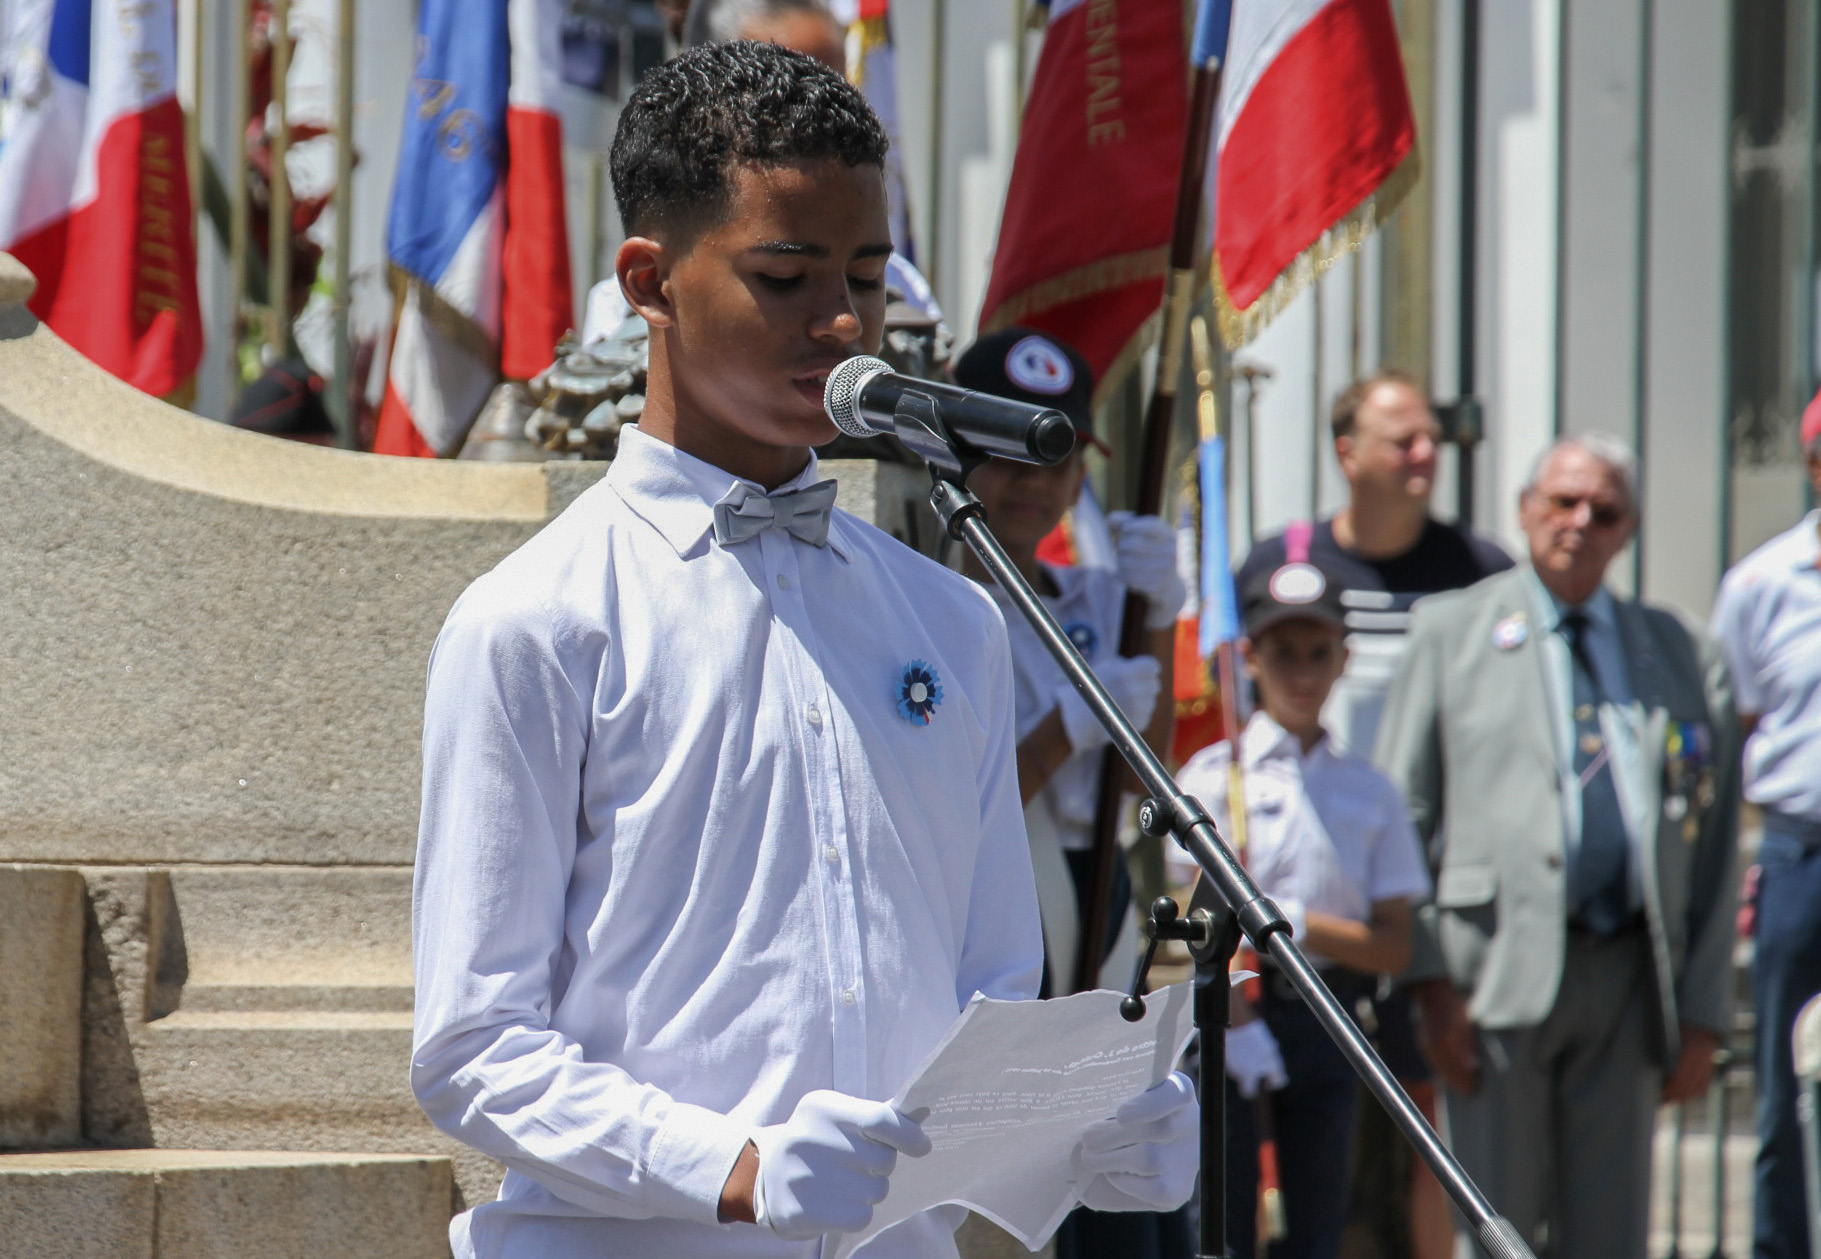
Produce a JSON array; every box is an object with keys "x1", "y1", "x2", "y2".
[
  {"x1": 1225, "y1": 1019, "x2": 1288, "y2": 1099},
  {"x1": 1273, "y1": 896, "x2": 1307, "y2": 945},
  {"x1": 1055, "y1": 653, "x2": 1162, "y2": 753},
  {"x1": 750, "y1": 1090, "x2": 931, "y2": 1240},
  {"x1": 1108, "y1": 511, "x2": 1189, "y2": 630},
  {"x1": 1072, "y1": 1071, "x2": 1199, "y2": 1213}
]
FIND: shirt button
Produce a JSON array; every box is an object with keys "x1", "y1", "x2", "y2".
[
  {"x1": 825, "y1": 845, "x2": 840, "y2": 864},
  {"x1": 806, "y1": 704, "x2": 823, "y2": 728},
  {"x1": 777, "y1": 573, "x2": 790, "y2": 591},
  {"x1": 841, "y1": 988, "x2": 857, "y2": 1006}
]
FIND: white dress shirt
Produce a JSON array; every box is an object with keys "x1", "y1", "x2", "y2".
[
  {"x1": 1175, "y1": 714, "x2": 1431, "y2": 966},
  {"x1": 985, "y1": 563, "x2": 1141, "y2": 992},
  {"x1": 412, "y1": 425, "x2": 1044, "y2": 1259},
  {"x1": 1711, "y1": 510, "x2": 1821, "y2": 822},
  {"x1": 988, "y1": 563, "x2": 1128, "y2": 849}
]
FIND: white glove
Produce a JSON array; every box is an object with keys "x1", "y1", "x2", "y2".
[
  {"x1": 1108, "y1": 511, "x2": 1188, "y2": 630},
  {"x1": 1225, "y1": 1019, "x2": 1288, "y2": 1099},
  {"x1": 750, "y1": 1090, "x2": 931, "y2": 1240},
  {"x1": 1273, "y1": 896, "x2": 1307, "y2": 945},
  {"x1": 1055, "y1": 654, "x2": 1162, "y2": 753},
  {"x1": 1073, "y1": 1071, "x2": 1199, "y2": 1213}
]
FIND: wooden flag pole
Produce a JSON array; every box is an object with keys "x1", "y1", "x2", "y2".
[{"x1": 1073, "y1": 52, "x2": 1224, "y2": 993}]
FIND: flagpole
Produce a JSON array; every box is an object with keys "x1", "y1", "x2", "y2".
[
  {"x1": 228, "y1": 0, "x2": 251, "y2": 399},
  {"x1": 925, "y1": 0, "x2": 945, "y2": 293},
  {"x1": 1073, "y1": 49, "x2": 1224, "y2": 993},
  {"x1": 267, "y1": 0, "x2": 293, "y2": 359},
  {"x1": 185, "y1": 0, "x2": 202, "y2": 257},
  {"x1": 330, "y1": 0, "x2": 356, "y2": 448},
  {"x1": 1009, "y1": 0, "x2": 1028, "y2": 130},
  {"x1": 1194, "y1": 315, "x2": 1296, "y2": 1253}
]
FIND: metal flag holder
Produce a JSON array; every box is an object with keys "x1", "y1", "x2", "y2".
[{"x1": 894, "y1": 385, "x2": 1535, "y2": 1259}]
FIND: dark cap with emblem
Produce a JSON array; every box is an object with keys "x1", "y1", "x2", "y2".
[
  {"x1": 1241, "y1": 560, "x2": 1347, "y2": 639},
  {"x1": 952, "y1": 326, "x2": 1099, "y2": 446}
]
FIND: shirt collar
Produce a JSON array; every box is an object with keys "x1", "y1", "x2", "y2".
[
  {"x1": 1239, "y1": 710, "x2": 1327, "y2": 769},
  {"x1": 605, "y1": 425, "x2": 850, "y2": 561},
  {"x1": 1523, "y1": 565, "x2": 1616, "y2": 636}
]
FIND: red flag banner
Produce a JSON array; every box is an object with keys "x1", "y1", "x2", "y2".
[
  {"x1": 978, "y1": 0, "x2": 1187, "y2": 399},
  {"x1": 1212, "y1": 0, "x2": 1417, "y2": 348}
]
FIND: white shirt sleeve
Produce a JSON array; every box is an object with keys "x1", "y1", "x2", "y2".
[
  {"x1": 954, "y1": 605, "x2": 1047, "y2": 1005},
  {"x1": 1709, "y1": 574, "x2": 1766, "y2": 717},
  {"x1": 410, "y1": 597, "x2": 750, "y2": 1226},
  {"x1": 1362, "y1": 771, "x2": 1433, "y2": 905}
]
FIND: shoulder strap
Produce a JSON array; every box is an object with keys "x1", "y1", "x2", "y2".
[{"x1": 1284, "y1": 519, "x2": 1314, "y2": 564}]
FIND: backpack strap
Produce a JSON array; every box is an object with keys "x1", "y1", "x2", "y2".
[{"x1": 1284, "y1": 519, "x2": 1314, "y2": 565}]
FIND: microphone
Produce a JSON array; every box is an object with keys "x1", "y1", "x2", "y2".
[{"x1": 823, "y1": 356, "x2": 1077, "y2": 467}]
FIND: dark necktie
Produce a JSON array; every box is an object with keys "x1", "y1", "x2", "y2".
[
  {"x1": 711, "y1": 480, "x2": 838, "y2": 548},
  {"x1": 1561, "y1": 611, "x2": 1630, "y2": 934}
]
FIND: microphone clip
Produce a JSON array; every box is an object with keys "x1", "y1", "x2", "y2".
[{"x1": 892, "y1": 387, "x2": 986, "y2": 485}]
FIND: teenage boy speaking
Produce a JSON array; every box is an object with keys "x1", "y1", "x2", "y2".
[{"x1": 409, "y1": 41, "x2": 1196, "y2": 1259}]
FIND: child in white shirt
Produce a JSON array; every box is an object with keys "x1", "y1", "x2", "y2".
[{"x1": 1177, "y1": 560, "x2": 1430, "y2": 1259}]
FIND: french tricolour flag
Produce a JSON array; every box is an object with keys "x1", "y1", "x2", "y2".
[
  {"x1": 374, "y1": 0, "x2": 573, "y2": 458},
  {"x1": 1211, "y1": 0, "x2": 1416, "y2": 347},
  {"x1": 0, "y1": 0, "x2": 201, "y2": 397}
]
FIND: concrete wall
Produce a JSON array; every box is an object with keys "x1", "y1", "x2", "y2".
[
  {"x1": 0, "y1": 1150, "x2": 452, "y2": 1259},
  {"x1": 0, "y1": 866, "x2": 86, "y2": 1149}
]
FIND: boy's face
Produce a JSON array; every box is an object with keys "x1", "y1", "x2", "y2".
[
  {"x1": 1241, "y1": 618, "x2": 1347, "y2": 733},
  {"x1": 968, "y1": 451, "x2": 1086, "y2": 557},
  {"x1": 626, "y1": 159, "x2": 891, "y2": 484}
]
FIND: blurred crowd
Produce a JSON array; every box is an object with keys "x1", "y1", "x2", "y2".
[{"x1": 978, "y1": 333, "x2": 1821, "y2": 1259}]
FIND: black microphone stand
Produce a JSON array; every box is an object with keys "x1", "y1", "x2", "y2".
[{"x1": 893, "y1": 388, "x2": 1535, "y2": 1259}]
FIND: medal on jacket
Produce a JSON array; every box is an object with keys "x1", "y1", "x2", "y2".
[{"x1": 1665, "y1": 721, "x2": 1712, "y2": 841}]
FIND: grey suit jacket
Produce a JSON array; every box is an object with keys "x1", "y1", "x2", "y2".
[{"x1": 1376, "y1": 567, "x2": 1740, "y2": 1063}]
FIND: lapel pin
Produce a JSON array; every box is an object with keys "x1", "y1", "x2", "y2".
[
  {"x1": 1493, "y1": 612, "x2": 1528, "y2": 650},
  {"x1": 897, "y1": 659, "x2": 943, "y2": 725}
]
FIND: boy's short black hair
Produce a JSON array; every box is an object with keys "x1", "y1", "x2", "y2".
[{"x1": 609, "y1": 40, "x2": 889, "y2": 243}]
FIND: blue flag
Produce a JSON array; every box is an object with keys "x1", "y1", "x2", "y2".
[
  {"x1": 1192, "y1": 0, "x2": 1232, "y2": 68},
  {"x1": 1198, "y1": 435, "x2": 1241, "y2": 656}
]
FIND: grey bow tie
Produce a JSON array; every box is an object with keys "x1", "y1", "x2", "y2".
[{"x1": 711, "y1": 479, "x2": 838, "y2": 548}]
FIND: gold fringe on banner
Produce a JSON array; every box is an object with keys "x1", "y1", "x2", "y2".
[
  {"x1": 387, "y1": 264, "x2": 501, "y2": 373},
  {"x1": 980, "y1": 246, "x2": 1171, "y2": 336},
  {"x1": 1212, "y1": 146, "x2": 1420, "y2": 350}
]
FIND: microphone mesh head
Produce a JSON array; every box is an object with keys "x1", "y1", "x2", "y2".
[{"x1": 824, "y1": 356, "x2": 889, "y2": 438}]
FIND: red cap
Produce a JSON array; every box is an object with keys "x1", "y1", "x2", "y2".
[{"x1": 1804, "y1": 389, "x2": 1821, "y2": 452}]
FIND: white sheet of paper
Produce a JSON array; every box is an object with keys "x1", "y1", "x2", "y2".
[{"x1": 830, "y1": 983, "x2": 1195, "y2": 1259}]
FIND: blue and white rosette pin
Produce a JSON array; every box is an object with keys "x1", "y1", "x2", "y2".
[
  {"x1": 897, "y1": 660, "x2": 943, "y2": 725},
  {"x1": 1062, "y1": 620, "x2": 1099, "y2": 660}
]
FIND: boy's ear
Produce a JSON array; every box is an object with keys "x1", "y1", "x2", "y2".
[{"x1": 617, "y1": 236, "x2": 675, "y2": 329}]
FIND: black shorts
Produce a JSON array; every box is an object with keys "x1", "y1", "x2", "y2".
[
  {"x1": 1363, "y1": 986, "x2": 1433, "y2": 1084},
  {"x1": 1262, "y1": 971, "x2": 1433, "y2": 1083}
]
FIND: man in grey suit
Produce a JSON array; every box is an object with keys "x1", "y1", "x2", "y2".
[{"x1": 1377, "y1": 433, "x2": 1739, "y2": 1259}]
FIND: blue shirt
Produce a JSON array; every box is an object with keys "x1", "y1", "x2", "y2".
[{"x1": 1711, "y1": 511, "x2": 1821, "y2": 822}]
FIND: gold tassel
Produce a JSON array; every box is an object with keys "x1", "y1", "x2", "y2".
[{"x1": 1212, "y1": 147, "x2": 1422, "y2": 350}]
